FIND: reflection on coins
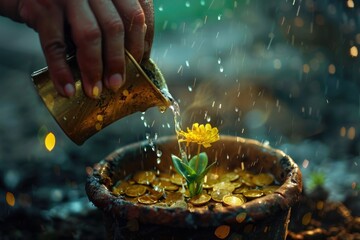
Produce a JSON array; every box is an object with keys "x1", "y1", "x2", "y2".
[
  {"x1": 138, "y1": 195, "x2": 158, "y2": 205},
  {"x1": 243, "y1": 189, "x2": 264, "y2": 199},
  {"x1": 111, "y1": 169, "x2": 280, "y2": 210},
  {"x1": 133, "y1": 171, "x2": 156, "y2": 185},
  {"x1": 125, "y1": 185, "x2": 147, "y2": 197},
  {"x1": 252, "y1": 173, "x2": 274, "y2": 186},
  {"x1": 211, "y1": 189, "x2": 231, "y2": 202},
  {"x1": 223, "y1": 195, "x2": 246, "y2": 206},
  {"x1": 189, "y1": 193, "x2": 211, "y2": 206}
]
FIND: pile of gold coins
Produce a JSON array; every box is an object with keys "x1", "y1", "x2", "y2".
[{"x1": 111, "y1": 169, "x2": 279, "y2": 210}]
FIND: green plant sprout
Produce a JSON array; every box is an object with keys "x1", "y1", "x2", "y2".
[
  {"x1": 308, "y1": 171, "x2": 326, "y2": 190},
  {"x1": 171, "y1": 123, "x2": 220, "y2": 197}
]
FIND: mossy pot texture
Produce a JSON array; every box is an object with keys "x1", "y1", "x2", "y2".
[{"x1": 86, "y1": 135, "x2": 302, "y2": 240}]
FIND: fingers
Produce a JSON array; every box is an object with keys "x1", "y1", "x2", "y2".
[
  {"x1": 19, "y1": 0, "x2": 75, "y2": 97},
  {"x1": 19, "y1": 0, "x2": 154, "y2": 98},
  {"x1": 65, "y1": 0, "x2": 103, "y2": 98},
  {"x1": 112, "y1": 0, "x2": 147, "y2": 63},
  {"x1": 88, "y1": 0, "x2": 125, "y2": 92}
]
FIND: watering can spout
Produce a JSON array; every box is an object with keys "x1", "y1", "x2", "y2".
[{"x1": 32, "y1": 51, "x2": 172, "y2": 145}]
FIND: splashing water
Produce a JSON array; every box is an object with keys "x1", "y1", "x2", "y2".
[{"x1": 169, "y1": 101, "x2": 187, "y2": 160}]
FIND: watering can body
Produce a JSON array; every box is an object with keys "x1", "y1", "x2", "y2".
[{"x1": 32, "y1": 51, "x2": 172, "y2": 145}]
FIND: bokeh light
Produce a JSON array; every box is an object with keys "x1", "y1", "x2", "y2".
[
  {"x1": 44, "y1": 132, "x2": 56, "y2": 152},
  {"x1": 214, "y1": 225, "x2": 231, "y2": 239},
  {"x1": 6, "y1": 192, "x2": 15, "y2": 207}
]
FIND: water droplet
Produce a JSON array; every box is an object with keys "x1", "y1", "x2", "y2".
[
  {"x1": 156, "y1": 150, "x2": 162, "y2": 157},
  {"x1": 158, "y1": 5, "x2": 164, "y2": 11},
  {"x1": 141, "y1": 116, "x2": 145, "y2": 120},
  {"x1": 218, "y1": 58, "x2": 221, "y2": 64},
  {"x1": 218, "y1": 14, "x2": 222, "y2": 20},
  {"x1": 145, "y1": 133, "x2": 150, "y2": 140},
  {"x1": 185, "y1": 60, "x2": 190, "y2": 67},
  {"x1": 206, "y1": 116, "x2": 211, "y2": 122},
  {"x1": 235, "y1": 107, "x2": 239, "y2": 112},
  {"x1": 220, "y1": 66, "x2": 224, "y2": 72},
  {"x1": 63, "y1": 116, "x2": 67, "y2": 121},
  {"x1": 185, "y1": 1, "x2": 190, "y2": 7},
  {"x1": 167, "y1": 123, "x2": 171, "y2": 128},
  {"x1": 154, "y1": 133, "x2": 158, "y2": 140},
  {"x1": 188, "y1": 86, "x2": 193, "y2": 92}
]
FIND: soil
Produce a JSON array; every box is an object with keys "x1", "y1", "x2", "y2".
[{"x1": 287, "y1": 186, "x2": 360, "y2": 240}]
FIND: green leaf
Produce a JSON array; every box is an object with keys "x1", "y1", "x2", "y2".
[
  {"x1": 197, "y1": 161, "x2": 217, "y2": 181},
  {"x1": 189, "y1": 152, "x2": 208, "y2": 175},
  {"x1": 171, "y1": 154, "x2": 197, "y2": 181}
]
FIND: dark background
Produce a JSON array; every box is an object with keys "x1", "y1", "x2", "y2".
[{"x1": 0, "y1": 0, "x2": 359, "y2": 239}]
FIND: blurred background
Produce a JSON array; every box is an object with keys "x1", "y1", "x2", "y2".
[{"x1": 0, "y1": 0, "x2": 359, "y2": 238}]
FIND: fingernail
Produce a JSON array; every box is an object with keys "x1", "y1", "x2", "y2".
[
  {"x1": 92, "y1": 81, "x2": 102, "y2": 98},
  {"x1": 108, "y1": 73, "x2": 124, "y2": 92},
  {"x1": 64, "y1": 83, "x2": 75, "y2": 97}
]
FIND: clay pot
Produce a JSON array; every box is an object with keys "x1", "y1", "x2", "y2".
[{"x1": 86, "y1": 136, "x2": 302, "y2": 240}]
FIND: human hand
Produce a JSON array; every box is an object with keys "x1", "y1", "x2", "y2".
[{"x1": 17, "y1": 0, "x2": 154, "y2": 98}]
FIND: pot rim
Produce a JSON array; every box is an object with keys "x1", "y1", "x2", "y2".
[{"x1": 86, "y1": 135, "x2": 302, "y2": 228}]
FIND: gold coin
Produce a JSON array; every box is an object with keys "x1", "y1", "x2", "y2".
[
  {"x1": 180, "y1": 188, "x2": 190, "y2": 198},
  {"x1": 189, "y1": 193, "x2": 211, "y2": 206},
  {"x1": 128, "y1": 179, "x2": 136, "y2": 185},
  {"x1": 169, "y1": 200, "x2": 188, "y2": 209},
  {"x1": 234, "y1": 194, "x2": 247, "y2": 203},
  {"x1": 233, "y1": 185, "x2": 249, "y2": 194},
  {"x1": 211, "y1": 189, "x2": 231, "y2": 202},
  {"x1": 223, "y1": 195, "x2": 246, "y2": 207},
  {"x1": 148, "y1": 188, "x2": 164, "y2": 199},
  {"x1": 152, "y1": 180, "x2": 179, "y2": 191},
  {"x1": 231, "y1": 181, "x2": 242, "y2": 189},
  {"x1": 170, "y1": 173, "x2": 185, "y2": 186},
  {"x1": 203, "y1": 173, "x2": 219, "y2": 189},
  {"x1": 213, "y1": 202, "x2": 226, "y2": 211},
  {"x1": 125, "y1": 196, "x2": 139, "y2": 204},
  {"x1": 213, "y1": 182, "x2": 235, "y2": 193},
  {"x1": 252, "y1": 173, "x2": 274, "y2": 187},
  {"x1": 133, "y1": 171, "x2": 156, "y2": 185},
  {"x1": 138, "y1": 195, "x2": 158, "y2": 205},
  {"x1": 112, "y1": 181, "x2": 130, "y2": 195},
  {"x1": 165, "y1": 191, "x2": 183, "y2": 205},
  {"x1": 241, "y1": 179, "x2": 256, "y2": 187},
  {"x1": 219, "y1": 172, "x2": 239, "y2": 182},
  {"x1": 243, "y1": 189, "x2": 264, "y2": 199},
  {"x1": 157, "y1": 173, "x2": 172, "y2": 181},
  {"x1": 261, "y1": 185, "x2": 279, "y2": 195},
  {"x1": 125, "y1": 185, "x2": 147, "y2": 197},
  {"x1": 235, "y1": 169, "x2": 251, "y2": 176}
]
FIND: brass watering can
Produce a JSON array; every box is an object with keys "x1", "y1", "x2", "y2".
[{"x1": 31, "y1": 51, "x2": 172, "y2": 145}]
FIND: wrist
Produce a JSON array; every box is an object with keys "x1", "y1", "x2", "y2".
[{"x1": 0, "y1": 0, "x2": 23, "y2": 22}]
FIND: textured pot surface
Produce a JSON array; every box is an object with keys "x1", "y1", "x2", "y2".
[{"x1": 86, "y1": 135, "x2": 302, "y2": 239}]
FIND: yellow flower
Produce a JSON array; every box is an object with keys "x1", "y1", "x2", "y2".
[{"x1": 177, "y1": 123, "x2": 220, "y2": 148}]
